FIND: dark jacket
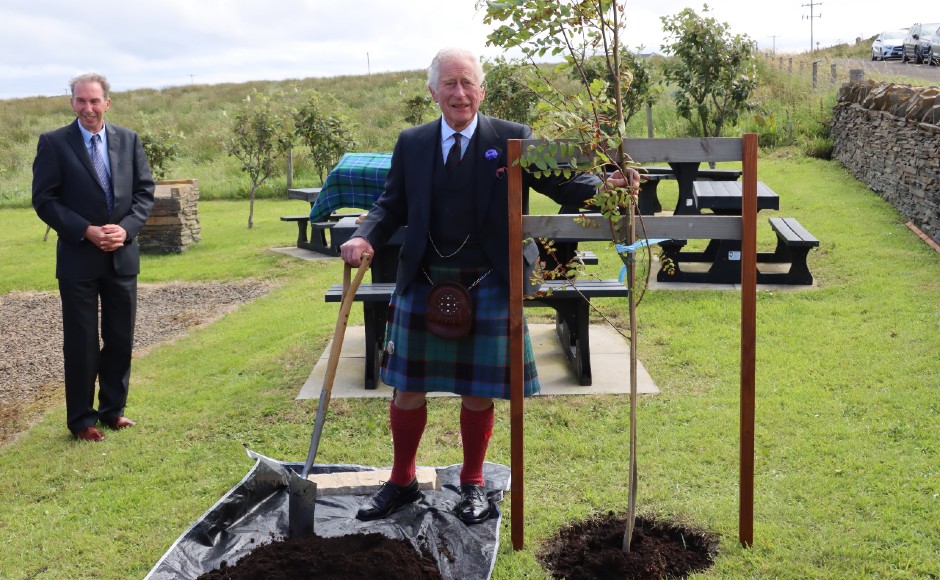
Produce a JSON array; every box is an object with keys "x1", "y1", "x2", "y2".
[
  {"x1": 353, "y1": 114, "x2": 598, "y2": 290},
  {"x1": 32, "y1": 119, "x2": 155, "y2": 278}
]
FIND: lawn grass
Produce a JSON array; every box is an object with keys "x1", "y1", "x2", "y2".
[{"x1": 1, "y1": 157, "x2": 938, "y2": 578}]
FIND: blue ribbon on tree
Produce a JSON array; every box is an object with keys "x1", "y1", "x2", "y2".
[{"x1": 615, "y1": 239, "x2": 668, "y2": 282}]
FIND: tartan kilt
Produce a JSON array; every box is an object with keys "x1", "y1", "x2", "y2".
[{"x1": 380, "y1": 265, "x2": 540, "y2": 399}]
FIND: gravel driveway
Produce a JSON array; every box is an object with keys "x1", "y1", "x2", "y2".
[{"x1": 0, "y1": 280, "x2": 273, "y2": 445}]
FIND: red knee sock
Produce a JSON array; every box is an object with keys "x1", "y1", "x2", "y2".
[
  {"x1": 388, "y1": 401, "x2": 427, "y2": 486},
  {"x1": 460, "y1": 404, "x2": 495, "y2": 486}
]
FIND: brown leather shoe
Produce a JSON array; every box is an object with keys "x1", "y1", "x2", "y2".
[
  {"x1": 74, "y1": 426, "x2": 105, "y2": 442},
  {"x1": 102, "y1": 416, "x2": 136, "y2": 430}
]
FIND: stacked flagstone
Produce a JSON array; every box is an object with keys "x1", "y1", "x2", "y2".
[
  {"x1": 139, "y1": 179, "x2": 202, "y2": 253},
  {"x1": 832, "y1": 81, "x2": 940, "y2": 245}
]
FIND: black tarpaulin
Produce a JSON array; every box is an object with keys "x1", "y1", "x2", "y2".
[{"x1": 145, "y1": 449, "x2": 509, "y2": 580}]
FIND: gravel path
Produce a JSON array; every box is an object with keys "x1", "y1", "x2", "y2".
[{"x1": 0, "y1": 280, "x2": 273, "y2": 445}]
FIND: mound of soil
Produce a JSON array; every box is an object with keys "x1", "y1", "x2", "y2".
[
  {"x1": 538, "y1": 513, "x2": 718, "y2": 579},
  {"x1": 197, "y1": 532, "x2": 442, "y2": 580}
]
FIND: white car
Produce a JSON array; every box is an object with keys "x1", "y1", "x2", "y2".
[{"x1": 872, "y1": 29, "x2": 908, "y2": 60}]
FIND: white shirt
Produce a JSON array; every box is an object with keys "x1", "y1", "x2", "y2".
[{"x1": 440, "y1": 114, "x2": 478, "y2": 164}]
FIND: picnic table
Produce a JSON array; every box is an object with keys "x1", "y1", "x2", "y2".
[
  {"x1": 637, "y1": 165, "x2": 743, "y2": 216},
  {"x1": 657, "y1": 180, "x2": 779, "y2": 284},
  {"x1": 309, "y1": 153, "x2": 391, "y2": 223},
  {"x1": 655, "y1": 179, "x2": 820, "y2": 285}
]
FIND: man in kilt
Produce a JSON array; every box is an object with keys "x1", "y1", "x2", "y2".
[{"x1": 340, "y1": 47, "x2": 638, "y2": 525}]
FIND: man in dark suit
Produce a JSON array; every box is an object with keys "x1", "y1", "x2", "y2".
[
  {"x1": 341, "y1": 48, "x2": 637, "y2": 524},
  {"x1": 32, "y1": 73, "x2": 155, "y2": 442}
]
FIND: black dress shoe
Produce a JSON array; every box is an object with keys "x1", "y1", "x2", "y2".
[
  {"x1": 456, "y1": 484, "x2": 492, "y2": 525},
  {"x1": 356, "y1": 478, "x2": 421, "y2": 521}
]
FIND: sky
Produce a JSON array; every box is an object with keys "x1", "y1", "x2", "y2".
[{"x1": 0, "y1": 0, "x2": 926, "y2": 100}]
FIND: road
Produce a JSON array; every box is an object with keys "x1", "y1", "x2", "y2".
[{"x1": 833, "y1": 58, "x2": 940, "y2": 85}]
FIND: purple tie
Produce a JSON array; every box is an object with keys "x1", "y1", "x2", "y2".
[
  {"x1": 90, "y1": 134, "x2": 114, "y2": 213},
  {"x1": 446, "y1": 133, "x2": 462, "y2": 171}
]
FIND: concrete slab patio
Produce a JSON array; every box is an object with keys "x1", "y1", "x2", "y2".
[{"x1": 297, "y1": 323, "x2": 659, "y2": 400}]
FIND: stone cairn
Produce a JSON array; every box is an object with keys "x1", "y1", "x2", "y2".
[
  {"x1": 832, "y1": 82, "x2": 940, "y2": 245},
  {"x1": 139, "y1": 179, "x2": 201, "y2": 253}
]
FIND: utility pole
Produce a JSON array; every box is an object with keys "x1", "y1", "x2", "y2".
[
  {"x1": 367, "y1": 52, "x2": 371, "y2": 76},
  {"x1": 769, "y1": 35, "x2": 780, "y2": 54},
  {"x1": 802, "y1": 1, "x2": 822, "y2": 54},
  {"x1": 189, "y1": 74, "x2": 195, "y2": 85}
]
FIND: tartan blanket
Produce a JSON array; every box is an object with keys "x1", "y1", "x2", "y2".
[{"x1": 309, "y1": 152, "x2": 391, "y2": 222}]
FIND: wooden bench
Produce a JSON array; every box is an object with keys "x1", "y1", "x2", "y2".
[
  {"x1": 758, "y1": 217, "x2": 820, "y2": 285},
  {"x1": 325, "y1": 275, "x2": 627, "y2": 389}
]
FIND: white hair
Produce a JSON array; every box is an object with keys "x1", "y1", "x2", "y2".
[{"x1": 427, "y1": 48, "x2": 485, "y2": 90}]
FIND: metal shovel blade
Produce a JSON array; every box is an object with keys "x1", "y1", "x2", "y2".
[{"x1": 288, "y1": 469, "x2": 317, "y2": 538}]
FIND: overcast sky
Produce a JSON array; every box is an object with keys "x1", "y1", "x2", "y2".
[{"x1": 0, "y1": 0, "x2": 925, "y2": 100}]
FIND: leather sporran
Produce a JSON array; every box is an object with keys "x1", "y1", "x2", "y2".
[{"x1": 425, "y1": 281, "x2": 473, "y2": 339}]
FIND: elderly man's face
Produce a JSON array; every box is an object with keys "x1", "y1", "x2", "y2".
[{"x1": 429, "y1": 55, "x2": 485, "y2": 132}]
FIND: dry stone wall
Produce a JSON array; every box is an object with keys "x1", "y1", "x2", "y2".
[
  {"x1": 139, "y1": 179, "x2": 201, "y2": 253},
  {"x1": 831, "y1": 81, "x2": 940, "y2": 244}
]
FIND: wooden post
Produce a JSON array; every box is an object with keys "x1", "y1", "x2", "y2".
[
  {"x1": 507, "y1": 139, "x2": 526, "y2": 550},
  {"x1": 286, "y1": 148, "x2": 293, "y2": 189},
  {"x1": 646, "y1": 103, "x2": 654, "y2": 138},
  {"x1": 739, "y1": 133, "x2": 758, "y2": 547}
]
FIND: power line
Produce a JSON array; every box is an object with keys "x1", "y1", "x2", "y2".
[{"x1": 802, "y1": 1, "x2": 822, "y2": 54}]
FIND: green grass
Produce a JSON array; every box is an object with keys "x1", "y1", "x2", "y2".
[{"x1": 1, "y1": 152, "x2": 938, "y2": 578}]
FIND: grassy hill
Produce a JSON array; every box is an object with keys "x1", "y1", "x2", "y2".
[{"x1": 1, "y1": 41, "x2": 927, "y2": 209}]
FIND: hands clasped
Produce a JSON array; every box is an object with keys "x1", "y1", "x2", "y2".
[{"x1": 86, "y1": 224, "x2": 127, "y2": 252}]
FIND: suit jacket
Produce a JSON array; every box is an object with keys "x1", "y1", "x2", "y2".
[
  {"x1": 354, "y1": 114, "x2": 598, "y2": 290},
  {"x1": 33, "y1": 119, "x2": 155, "y2": 279}
]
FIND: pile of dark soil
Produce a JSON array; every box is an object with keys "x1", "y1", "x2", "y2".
[
  {"x1": 538, "y1": 513, "x2": 718, "y2": 579},
  {"x1": 197, "y1": 532, "x2": 442, "y2": 580}
]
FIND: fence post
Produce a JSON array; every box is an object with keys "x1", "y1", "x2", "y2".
[
  {"x1": 812, "y1": 61, "x2": 819, "y2": 89},
  {"x1": 830, "y1": 63, "x2": 837, "y2": 84},
  {"x1": 646, "y1": 102, "x2": 654, "y2": 138},
  {"x1": 849, "y1": 68, "x2": 864, "y2": 83},
  {"x1": 286, "y1": 148, "x2": 293, "y2": 189},
  {"x1": 788, "y1": 58, "x2": 793, "y2": 73}
]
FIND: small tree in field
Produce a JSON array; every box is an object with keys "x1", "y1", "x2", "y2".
[
  {"x1": 399, "y1": 79, "x2": 434, "y2": 126},
  {"x1": 481, "y1": 56, "x2": 539, "y2": 125},
  {"x1": 225, "y1": 92, "x2": 293, "y2": 228},
  {"x1": 140, "y1": 129, "x2": 179, "y2": 182},
  {"x1": 577, "y1": 49, "x2": 656, "y2": 129},
  {"x1": 293, "y1": 90, "x2": 358, "y2": 183},
  {"x1": 660, "y1": 5, "x2": 757, "y2": 138},
  {"x1": 481, "y1": 0, "x2": 646, "y2": 552}
]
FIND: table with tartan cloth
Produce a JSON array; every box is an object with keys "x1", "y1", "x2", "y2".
[{"x1": 308, "y1": 152, "x2": 391, "y2": 222}]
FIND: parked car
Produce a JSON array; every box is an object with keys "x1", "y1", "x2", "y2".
[
  {"x1": 902, "y1": 23, "x2": 940, "y2": 64},
  {"x1": 872, "y1": 29, "x2": 908, "y2": 60}
]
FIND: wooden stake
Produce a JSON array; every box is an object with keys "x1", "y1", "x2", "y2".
[
  {"x1": 507, "y1": 139, "x2": 526, "y2": 550},
  {"x1": 739, "y1": 133, "x2": 758, "y2": 547}
]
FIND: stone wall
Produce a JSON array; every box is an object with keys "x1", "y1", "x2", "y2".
[
  {"x1": 831, "y1": 81, "x2": 940, "y2": 244},
  {"x1": 139, "y1": 179, "x2": 201, "y2": 253}
]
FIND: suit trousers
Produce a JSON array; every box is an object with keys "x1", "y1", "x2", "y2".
[{"x1": 58, "y1": 272, "x2": 137, "y2": 433}]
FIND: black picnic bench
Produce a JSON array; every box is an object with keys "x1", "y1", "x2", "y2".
[{"x1": 655, "y1": 180, "x2": 819, "y2": 285}]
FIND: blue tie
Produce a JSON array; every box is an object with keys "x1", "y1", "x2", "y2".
[{"x1": 90, "y1": 134, "x2": 114, "y2": 213}]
